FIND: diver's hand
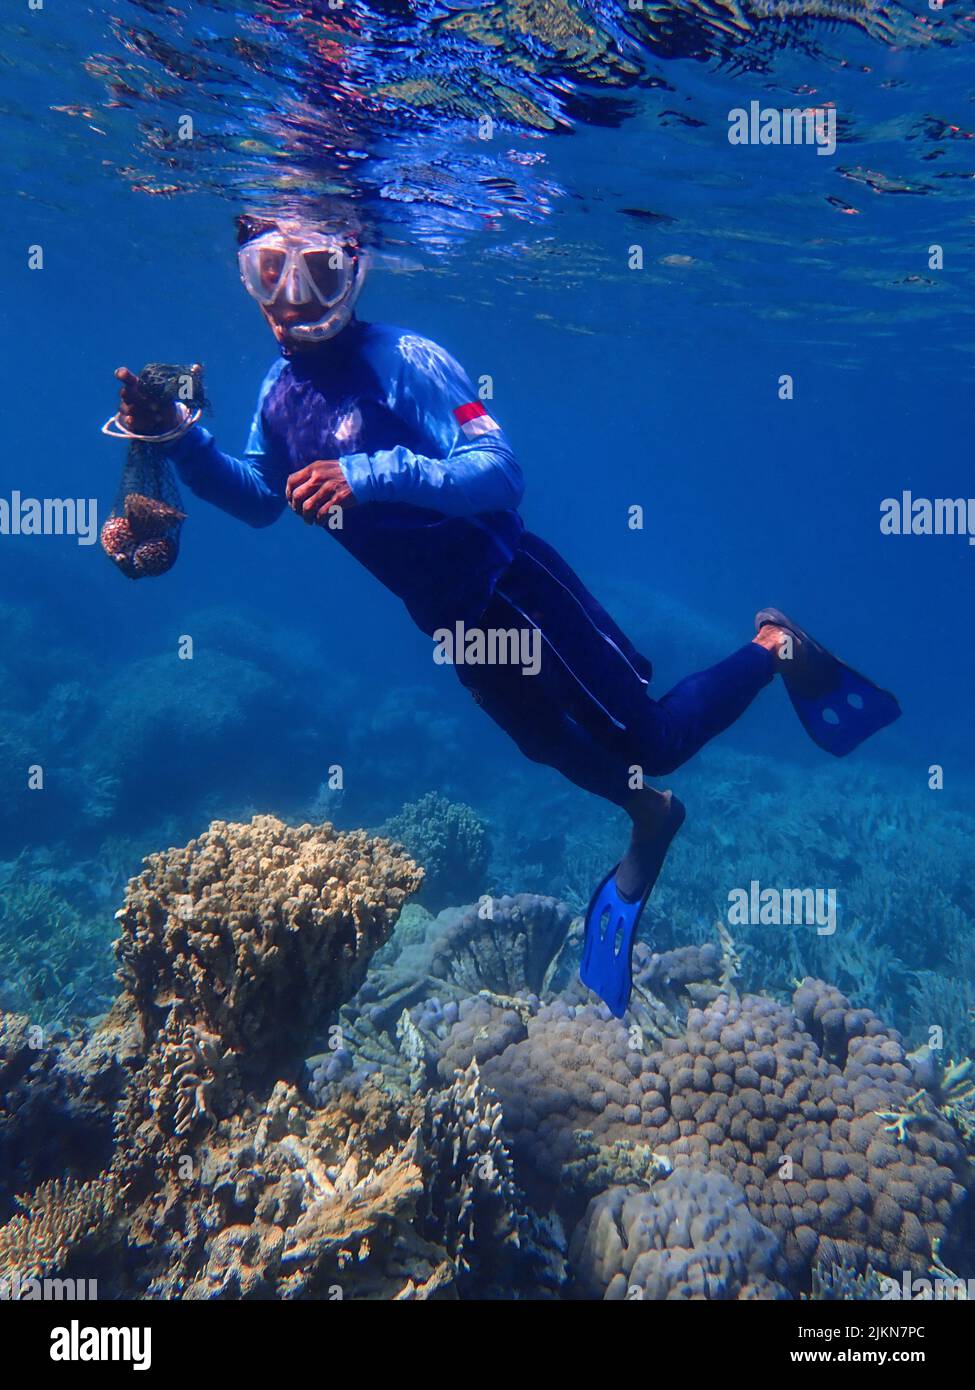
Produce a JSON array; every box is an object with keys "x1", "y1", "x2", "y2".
[
  {"x1": 286, "y1": 459, "x2": 356, "y2": 525},
  {"x1": 114, "y1": 366, "x2": 181, "y2": 437}
]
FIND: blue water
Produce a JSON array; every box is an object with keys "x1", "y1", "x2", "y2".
[
  {"x1": 1, "y1": 1, "x2": 972, "y2": 950},
  {"x1": 0, "y1": 0, "x2": 973, "y2": 1304}
]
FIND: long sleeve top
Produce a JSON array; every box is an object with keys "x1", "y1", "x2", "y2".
[{"x1": 167, "y1": 319, "x2": 525, "y2": 635}]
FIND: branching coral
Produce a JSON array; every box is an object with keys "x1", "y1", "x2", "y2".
[
  {"x1": 2, "y1": 798, "x2": 971, "y2": 1301},
  {"x1": 381, "y1": 793, "x2": 491, "y2": 913},
  {"x1": 0, "y1": 813, "x2": 562, "y2": 1300},
  {"x1": 0, "y1": 865, "x2": 114, "y2": 1025},
  {"x1": 0, "y1": 1177, "x2": 119, "y2": 1284},
  {"x1": 115, "y1": 815, "x2": 422, "y2": 1116}
]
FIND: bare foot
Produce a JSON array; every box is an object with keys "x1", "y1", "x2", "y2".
[
  {"x1": 615, "y1": 789, "x2": 686, "y2": 903},
  {"x1": 753, "y1": 624, "x2": 795, "y2": 662}
]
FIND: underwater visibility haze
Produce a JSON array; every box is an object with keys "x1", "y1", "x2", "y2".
[{"x1": 1, "y1": 0, "x2": 974, "y2": 1320}]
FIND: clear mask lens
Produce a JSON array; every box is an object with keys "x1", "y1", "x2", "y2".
[
  {"x1": 302, "y1": 249, "x2": 352, "y2": 306},
  {"x1": 239, "y1": 235, "x2": 354, "y2": 309}
]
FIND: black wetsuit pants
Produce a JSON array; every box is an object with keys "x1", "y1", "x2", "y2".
[{"x1": 455, "y1": 533, "x2": 776, "y2": 807}]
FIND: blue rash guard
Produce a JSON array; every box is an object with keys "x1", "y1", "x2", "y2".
[
  {"x1": 168, "y1": 319, "x2": 525, "y2": 636},
  {"x1": 167, "y1": 318, "x2": 775, "y2": 806}
]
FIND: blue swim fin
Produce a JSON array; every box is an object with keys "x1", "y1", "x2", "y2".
[
  {"x1": 757, "y1": 609, "x2": 901, "y2": 758},
  {"x1": 580, "y1": 867, "x2": 649, "y2": 1018},
  {"x1": 786, "y1": 658, "x2": 901, "y2": 757}
]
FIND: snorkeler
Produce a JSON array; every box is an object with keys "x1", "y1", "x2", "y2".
[{"x1": 111, "y1": 214, "x2": 900, "y2": 1016}]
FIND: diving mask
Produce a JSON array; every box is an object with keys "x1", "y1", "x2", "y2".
[{"x1": 237, "y1": 224, "x2": 365, "y2": 343}]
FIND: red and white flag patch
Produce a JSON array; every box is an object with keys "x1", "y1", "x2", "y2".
[{"x1": 454, "y1": 401, "x2": 500, "y2": 439}]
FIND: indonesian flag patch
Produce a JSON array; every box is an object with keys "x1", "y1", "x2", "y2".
[{"x1": 454, "y1": 400, "x2": 500, "y2": 439}]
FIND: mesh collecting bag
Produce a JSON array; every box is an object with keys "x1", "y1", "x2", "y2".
[{"x1": 101, "y1": 363, "x2": 206, "y2": 580}]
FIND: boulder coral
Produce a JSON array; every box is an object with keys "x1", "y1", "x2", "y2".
[
  {"x1": 115, "y1": 815, "x2": 421, "y2": 1094},
  {"x1": 475, "y1": 982, "x2": 971, "y2": 1290},
  {"x1": 570, "y1": 1167, "x2": 790, "y2": 1300}
]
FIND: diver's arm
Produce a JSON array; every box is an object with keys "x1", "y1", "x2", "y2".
[
  {"x1": 338, "y1": 337, "x2": 523, "y2": 517},
  {"x1": 165, "y1": 364, "x2": 288, "y2": 529},
  {"x1": 167, "y1": 426, "x2": 286, "y2": 529}
]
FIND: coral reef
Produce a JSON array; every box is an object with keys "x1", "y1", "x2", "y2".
[
  {"x1": 472, "y1": 981, "x2": 971, "y2": 1289},
  {"x1": 806, "y1": 1261, "x2": 892, "y2": 1301},
  {"x1": 0, "y1": 864, "x2": 115, "y2": 1025},
  {"x1": 114, "y1": 815, "x2": 422, "y2": 1146},
  {"x1": 551, "y1": 749, "x2": 975, "y2": 1059},
  {"x1": 570, "y1": 1167, "x2": 789, "y2": 1300},
  {"x1": 3, "y1": 581, "x2": 971, "y2": 1068},
  {"x1": 307, "y1": 893, "x2": 575, "y2": 1101},
  {"x1": 0, "y1": 805, "x2": 971, "y2": 1301},
  {"x1": 0, "y1": 604, "x2": 354, "y2": 854},
  {"x1": 427, "y1": 893, "x2": 575, "y2": 997},
  {"x1": 0, "y1": 1010, "x2": 131, "y2": 1219},
  {"x1": 0, "y1": 814, "x2": 562, "y2": 1299},
  {"x1": 381, "y1": 792, "x2": 491, "y2": 913},
  {"x1": 140, "y1": 1064, "x2": 556, "y2": 1300},
  {"x1": 0, "y1": 1177, "x2": 120, "y2": 1283}
]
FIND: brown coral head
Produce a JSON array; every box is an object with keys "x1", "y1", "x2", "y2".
[
  {"x1": 113, "y1": 815, "x2": 423, "y2": 1096},
  {"x1": 123, "y1": 492, "x2": 187, "y2": 540},
  {"x1": 132, "y1": 538, "x2": 177, "y2": 578}
]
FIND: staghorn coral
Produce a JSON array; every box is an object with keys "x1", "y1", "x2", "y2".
[
  {"x1": 551, "y1": 748, "x2": 974, "y2": 1037},
  {"x1": 0, "y1": 1177, "x2": 119, "y2": 1285},
  {"x1": 0, "y1": 864, "x2": 115, "y2": 1025},
  {"x1": 895, "y1": 1054, "x2": 975, "y2": 1158},
  {"x1": 806, "y1": 1261, "x2": 892, "y2": 1300},
  {"x1": 570, "y1": 1167, "x2": 789, "y2": 1300},
  {"x1": 937, "y1": 1059, "x2": 975, "y2": 1153},
  {"x1": 476, "y1": 980, "x2": 971, "y2": 1290},
  {"x1": 0, "y1": 1010, "x2": 133, "y2": 1215}
]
